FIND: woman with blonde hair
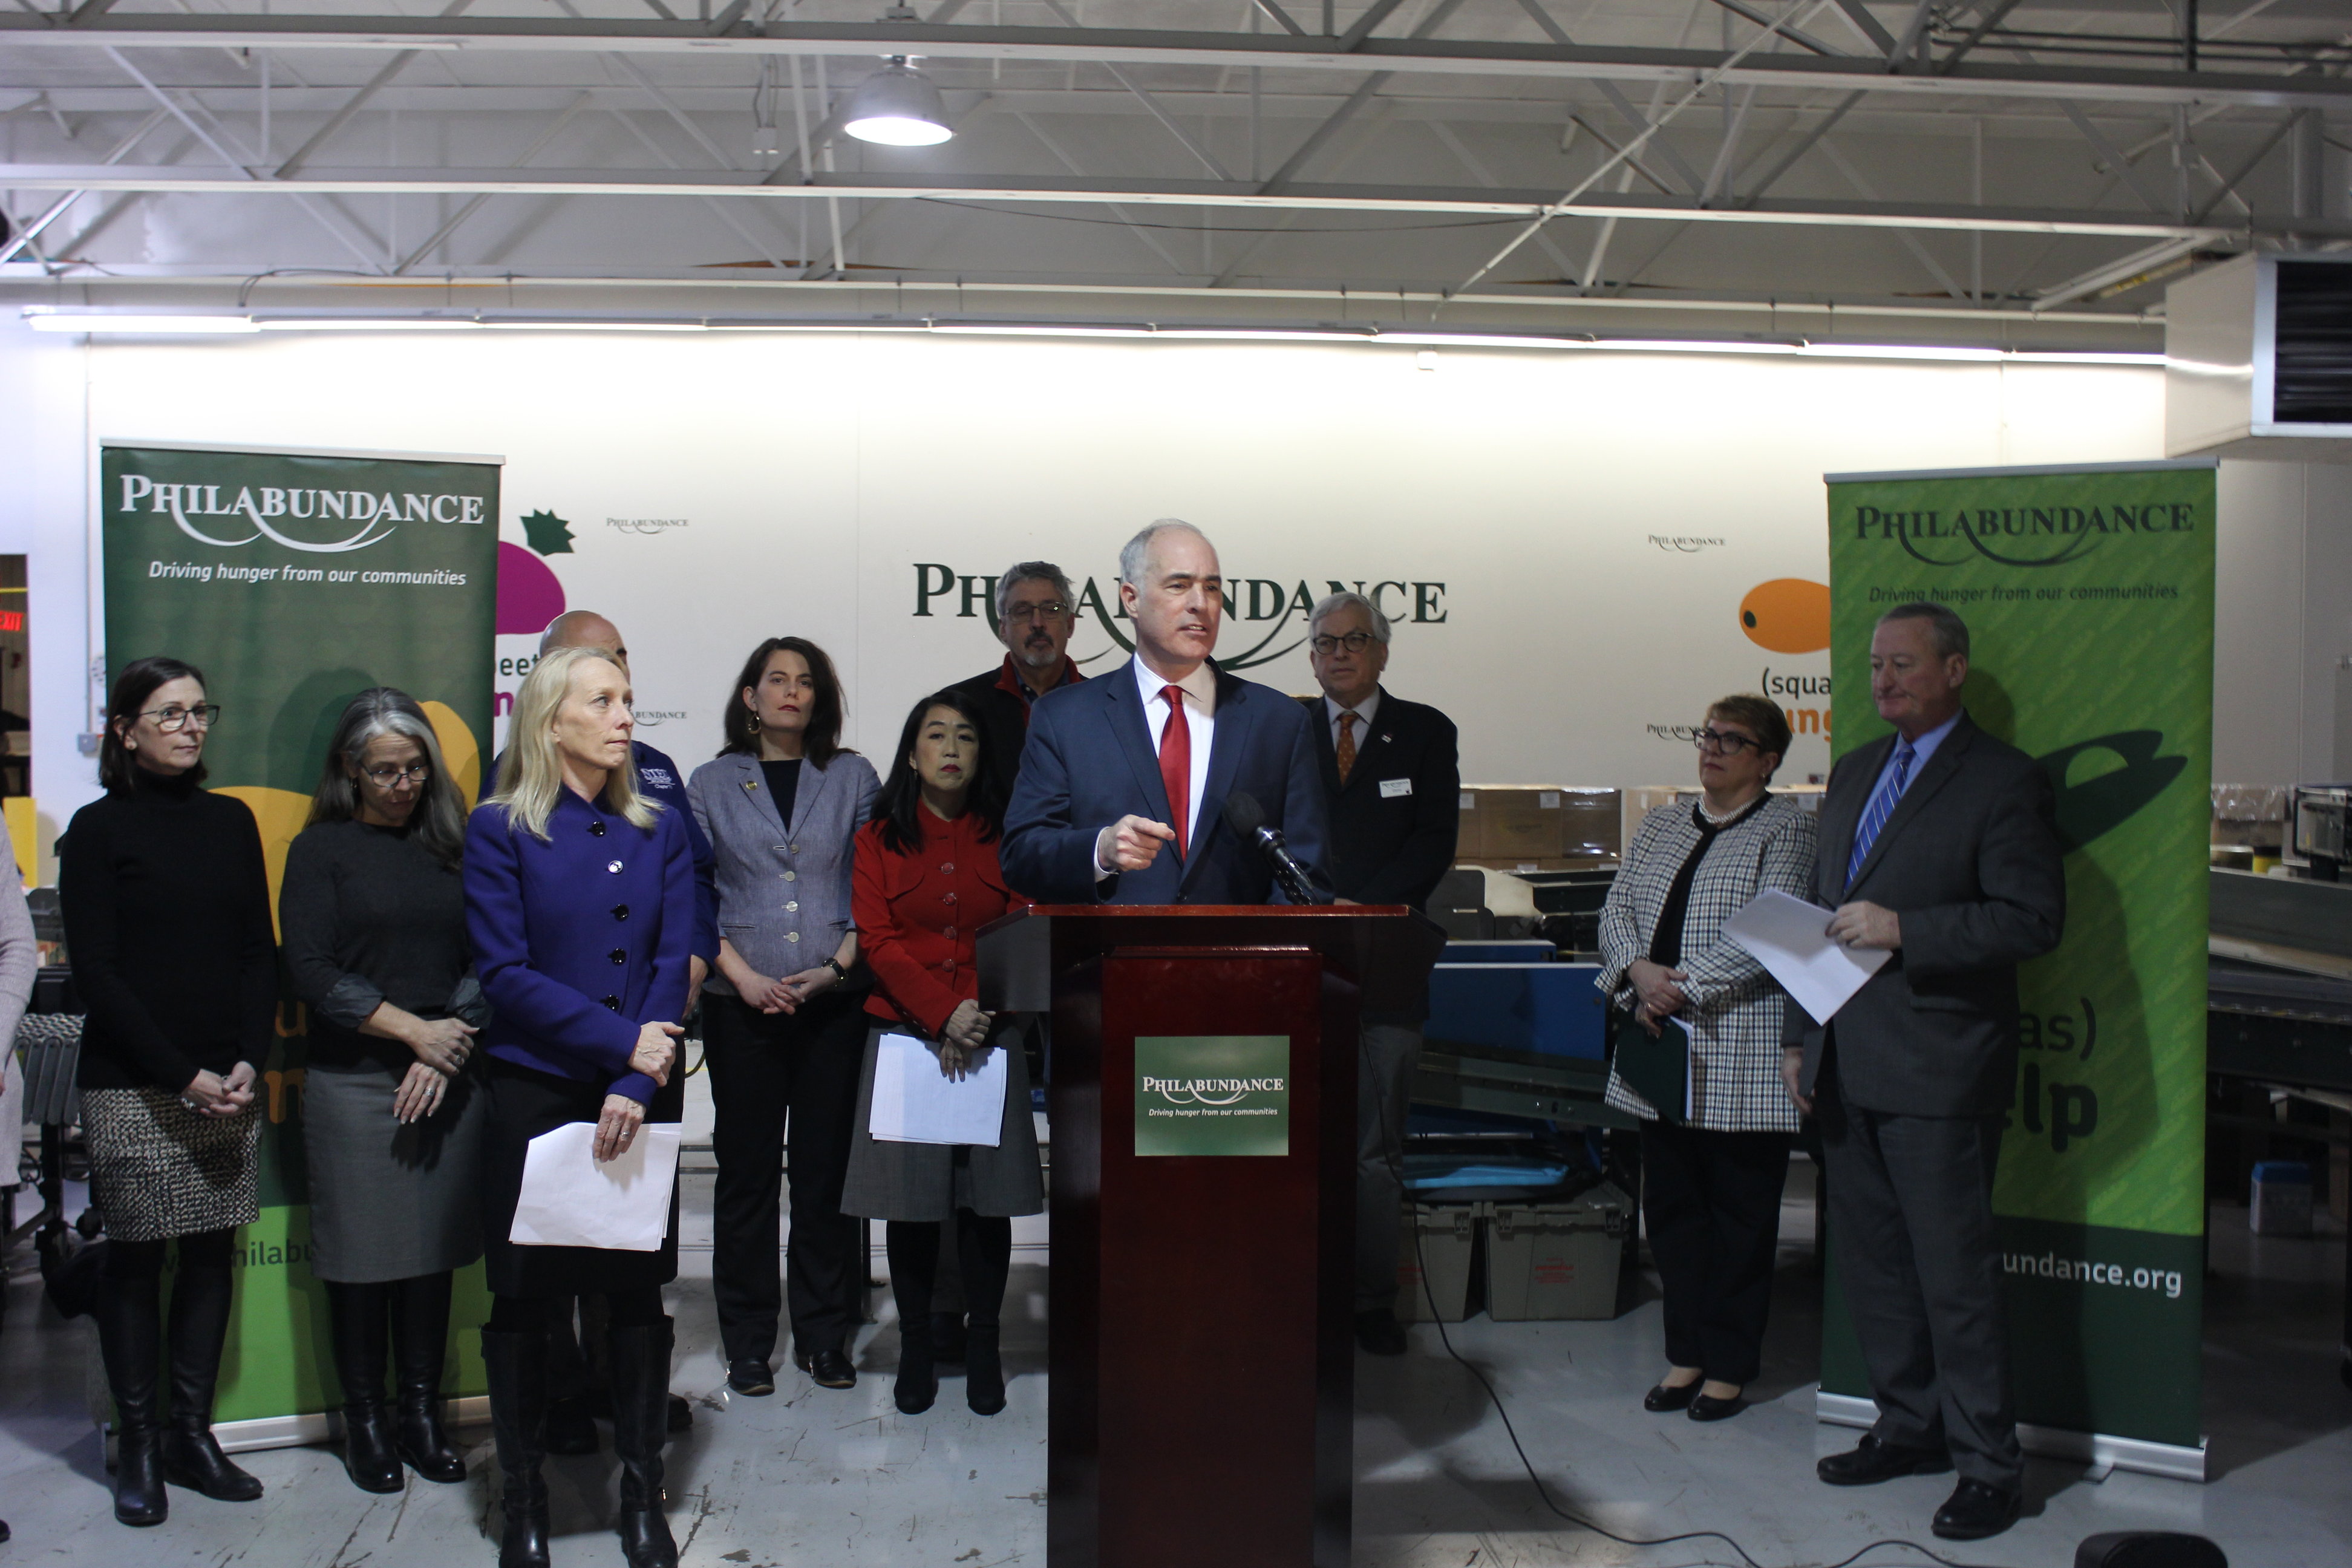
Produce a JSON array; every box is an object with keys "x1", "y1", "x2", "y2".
[
  {"x1": 281, "y1": 687, "x2": 486, "y2": 1495},
  {"x1": 463, "y1": 646, "x2": 695, "y2": 1568}
]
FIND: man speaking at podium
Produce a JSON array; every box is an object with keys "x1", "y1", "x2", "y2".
[{"x1": 1002, "y1": 520, "x2": 1328, "y2": 906}]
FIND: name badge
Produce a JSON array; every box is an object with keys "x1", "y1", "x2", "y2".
[{"x1": 1379, "y1": 778, "x2": 1413, "y2": 799}]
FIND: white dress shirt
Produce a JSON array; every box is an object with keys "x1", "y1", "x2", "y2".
[
  {"x1": 1322, "y1": 688, "x2": 1381, "y2": 756},
  {"x1": 1095, "y1": 656, "x2": 1218, "y2": 877}
]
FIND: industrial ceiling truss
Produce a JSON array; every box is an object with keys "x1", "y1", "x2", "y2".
[{"x1": 2, "y1": 1, "x2": 2347, "y2": 348}]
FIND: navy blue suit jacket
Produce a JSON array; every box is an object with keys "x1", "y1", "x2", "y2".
[{"x1": 1002, "y1": 658, "x2": 1330, "y2": 905}]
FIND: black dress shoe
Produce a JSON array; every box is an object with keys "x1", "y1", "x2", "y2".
[
  {"x1": 1932, "y1": 1479, "x2": 2021, "y2": 1541},
  {"x1": 1642, "y1": 1380, "x2": 1699, "y2": 1413},
  {"x1": 1817, "y1": 1434, "x2": 1954, "y2": 1486},
  {"x1": 806, "y1": 1348, "x2": 857, "y2": 1390},
  {"x1": 1687, "y1": 1391, "x2": 1746, "y2": 1422},
  {"x1": 1353, "y1": 1309, "x2": 1408, "y2": 1357},
  {"x1": 790, "y1": 1344, "x2": 811, "y2": 1375},
  {"x1": 727, "y1": 1360, "x2": 776, "y2": 1397}
]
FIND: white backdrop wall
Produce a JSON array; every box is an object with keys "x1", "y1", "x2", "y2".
[{"x1": 4, "y1": 324, "x2": 2258, "y2": 875}]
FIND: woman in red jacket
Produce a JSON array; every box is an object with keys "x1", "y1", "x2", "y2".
[{"x1": 841, "y1": 688, "x2": 1042, "y2": 1418}]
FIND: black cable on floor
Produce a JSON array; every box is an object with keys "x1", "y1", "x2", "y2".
[{"x1": 1372, "y1": 1027, "x2": 2015, "y2": 1568}]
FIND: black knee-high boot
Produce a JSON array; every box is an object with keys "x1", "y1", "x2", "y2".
[
  {"x1": 94, "y1": 1251, "x2": 168, "y2": 1527},
  {"x1": 324, "y1": 1281, "x2": 403, "y2": 1493},
  {"x1": 159, "y1": 1264, "x2": 264, "y2": 1501},
  {"x1": 607, "y1": 1318, "x2": 679, "y2": 1568},
  {"x1": 481, "y1": 1328, "x2": 552, "y2": 1568},
  {"x1": 884, "y1": 1223, "x2": 939, "y2": 1416},
  {"x1": 541, "y1": 1296, "x2": 600, "y2": 1454},
  {"x1": 390, "y1": 1273, "x2": 466, "y2": 1483},
  {"x1": 958, "y1": 1210, "x2": 1013, "y2": 1417}
]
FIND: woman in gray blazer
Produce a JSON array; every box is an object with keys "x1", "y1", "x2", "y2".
[{"x1": 687, "y1": 636, "x2": 879, "y2": 1398}]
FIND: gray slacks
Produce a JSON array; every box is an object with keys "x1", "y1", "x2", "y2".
[
  {"x1": 1818, "y1": 1062, "x2": 2022, "y2": 1491},
  {"x1": 1356, "y1": 1022, "x2": 1423, "y2": 1313}
]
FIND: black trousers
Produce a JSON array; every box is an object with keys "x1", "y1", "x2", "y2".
[
  {"x1": 1640, "y1": 1118, "x2": 1792, "y2": 1387},
  {"x1": 703, "y1": 989, "x2": 867, "y2": 1364},
  {"x1": 1817, "y1": 1062, "x2": 2021, "y2": 1490}
]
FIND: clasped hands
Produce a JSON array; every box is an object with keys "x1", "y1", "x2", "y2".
[
  {"x1": 394, "y1": 1014, "x2": 480, "y2": 1125},
  {"x1": 931, "y1": 998, "x2": 995, "y2": 1080},
  {"x1": 593, "y1": 1019, "x2": 684, "y2": 1162},
  {"x1": 182, "y1": 1062, "x2": 258, "y2": 1119},
  {"x1": 734, "y1": 963, "x2": 841, "y2": 1016},
  {"x1": 1625, "y1": 959, "x2": 1688, "y2": 1036}
]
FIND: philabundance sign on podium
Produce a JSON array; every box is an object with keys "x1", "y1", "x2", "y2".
[
  {"x1": 99, "y1": 441, "x2": 501, "y2": 1433},
  {"x1": 1134, "y1": 1036, "x2": 1292, "y2": 1157},
  {"x1": 1821, "y1": 459, "x2": 2215, "y2": 1468}
]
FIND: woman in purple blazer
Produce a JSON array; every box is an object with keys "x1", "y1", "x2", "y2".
[{"x1": 463, "y1": 645, "x2": 693, "y2": 1568}]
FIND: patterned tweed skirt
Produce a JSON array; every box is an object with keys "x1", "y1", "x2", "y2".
[{"x1": 81, "y1": 1086, "x2": 263, "y2": 1243}]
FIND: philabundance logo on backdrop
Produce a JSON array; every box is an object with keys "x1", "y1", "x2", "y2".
[
  {"x1": 1134, "y1": 1036, "x2": 1292, "y2": 1157},
  {"x1": 911, "y1": 563, "x2": 1449, "y2": 673},
  {"x1": 1823, "y1": 460, "x2": 2215, "y2": 1452},
  {"x1": 101, "y1": 443, "x2": 501, "y2": 1426}
]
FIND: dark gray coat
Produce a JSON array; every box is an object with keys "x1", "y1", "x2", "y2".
[{"x1": 1789, "y1": 714, "x2": 2066, "y2": 1117}]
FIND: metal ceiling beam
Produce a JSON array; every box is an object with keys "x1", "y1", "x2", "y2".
[
  {"x1": 272, "y1": 0, "x2": 473, "y2": 178},
  {"x1": 8, "y1": 18, "x2": 2350, "y2": 111},
  {"x1": 391, "y1": 90, "x2": 592, "y2": 274},
  {"x1": 6, "y1": 164, "x2": 2318, "y2": 241}
]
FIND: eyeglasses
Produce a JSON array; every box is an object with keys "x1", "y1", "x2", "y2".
[
  {"x1": 1310, "y1": 632, "x2": 1376, "y2": 655},
  {"x1": 140, "y1": 703, "x2": 221, "y2": 732},
  {"x1": 362, "y1": 763, "x2": 433, "y2": 788},
  {"x1": 1005, "y1": 602, "x2": 1071, "y2": 622},
  {"x1": 1692, "y1": 727, "x2": 1760, "y2": 756}
]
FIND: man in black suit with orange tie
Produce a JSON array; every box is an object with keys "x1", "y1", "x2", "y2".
[{"x1": 1302, "y1": 591, "x2": 1459, "y2": 1356}]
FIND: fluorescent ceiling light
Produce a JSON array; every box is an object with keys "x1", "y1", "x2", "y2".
[
  {"x1": 843, "y1": 59, "x2": 953, "y2": 148},
  {"x1": 25, "y1": 313, "x2": 257, "y2": 334},
  {"x1": 253, "y1": 318, "x2": 482, "y2": 332}
]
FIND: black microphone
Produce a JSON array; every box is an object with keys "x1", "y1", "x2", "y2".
[{"x1": 1225, "y1": 790, "x2": 1328, "y2": 906}]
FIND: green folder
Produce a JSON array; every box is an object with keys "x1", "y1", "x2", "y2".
[{"x1": 1612, "y1": 1013, "x2": 1690, "y2": 1124}]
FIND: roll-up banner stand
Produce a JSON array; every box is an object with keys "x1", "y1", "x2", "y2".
[
  {"x1": 96, "y1": 442, "x2": 501, "y2": 1448},
  {"x1": 1817, "y1": 459, "x2": 2217, "y2": 1481}
]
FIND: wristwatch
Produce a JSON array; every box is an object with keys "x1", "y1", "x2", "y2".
[{"x1": 822, "y1": 956, "x2": 849, "y2": 984}]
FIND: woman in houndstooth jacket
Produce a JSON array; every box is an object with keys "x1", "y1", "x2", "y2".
[{"x1": 1596, "y1": 694, "x2": 1816, "y2": 1424}]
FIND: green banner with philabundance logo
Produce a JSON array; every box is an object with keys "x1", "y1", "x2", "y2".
[
  {"x1": 1821, "y1": 459, "x2": 2214, "y2": 1453},
  {"x1": 100, "y1": 443, "x2": 500, "y2": 1426},
  {"x1": 1134, "y1": 1036, "x2": 1292, "y2": 1157}
]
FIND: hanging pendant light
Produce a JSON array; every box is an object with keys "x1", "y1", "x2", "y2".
[{"x1": 842, "y1": 56, "x2": 953, "y2": 147}]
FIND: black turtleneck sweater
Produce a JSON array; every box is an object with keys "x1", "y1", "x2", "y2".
[{"x1": 61, "y1": 766, "x2": 278, "y2": 1092}]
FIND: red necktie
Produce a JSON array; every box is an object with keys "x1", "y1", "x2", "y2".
[{"x1": 1158, "y1": 684, "x2": 1191, "y2": 860}]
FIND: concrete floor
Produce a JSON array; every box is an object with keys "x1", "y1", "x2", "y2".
[{"x1": 1, "y1": 1154, "x2": 2346, "y2": 1567}]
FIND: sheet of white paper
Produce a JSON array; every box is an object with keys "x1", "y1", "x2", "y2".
[
  {"x1": 1722, "y1": 889, "x2": 1893, "y2": 1024},
  {"x1": 509, "y1": 1122, "x2": 682, "y2": 1252},
  {"x1": 868, "y1": 1031, "x2": 1007, "y2": 1148}
]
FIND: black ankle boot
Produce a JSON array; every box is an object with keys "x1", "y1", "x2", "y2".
[
  {"x1": 606, "y1": 1319, "x2": 679, "y2": 1568},
  {"x1": 325, "y1": 1282, "x2": 403, "y2": 1494},
  {"x1": 160, "y1": 1266, "x2": 263, "y2": 1502},
  {"x1": 895, "y1": 1315, "x2": 937, "y2": 1415},
  {"x1": 390, "y1": 1274, "x2": 466, "y2": 1483},
  {"x1": 94, "y1": 1274, "x2": 168, "y2": 1527},
  {"x1": 481, "y1": 1328, "x2": 552, "y2": 1568},
  {"x1": 964, "y1": 1325, "x2": 1005, "y2": 1417}
]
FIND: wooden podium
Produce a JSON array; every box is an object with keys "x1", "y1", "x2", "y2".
[{"x1": 979, "y1": 905, "x2": 1445, "y2": 1568}]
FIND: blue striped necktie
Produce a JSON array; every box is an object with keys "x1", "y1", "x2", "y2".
[{"x1": 1846, "y1": 739, "x2": 1917, "y2": 886}]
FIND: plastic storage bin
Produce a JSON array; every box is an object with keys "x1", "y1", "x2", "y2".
[
  {"x1": 1396, "y1": 1203, "x2": 1479, "y2": 1323},
  {"x1": 1486, "y1": 1184, "x2": 1631, "y2": 1321},
  {"x1": 2250, "y1": 1160, "x2": 2313, "y2": 1236}
]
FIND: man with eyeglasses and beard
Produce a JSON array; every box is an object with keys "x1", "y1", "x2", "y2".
[
  {"x1": 1300, "y1": 592, "x2": 1459, "y2": 1357},
  {"x1": 950, "y1": 563, "x2": 1089, "y2": 806}
]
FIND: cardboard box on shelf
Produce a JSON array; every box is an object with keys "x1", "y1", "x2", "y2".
[
  {"x1": 1460, "y1": 785, "x2": 1567, "y2": 861},
  {"x1": 1557, "y1": 788, "x2": 1622, "y2": 859}
]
